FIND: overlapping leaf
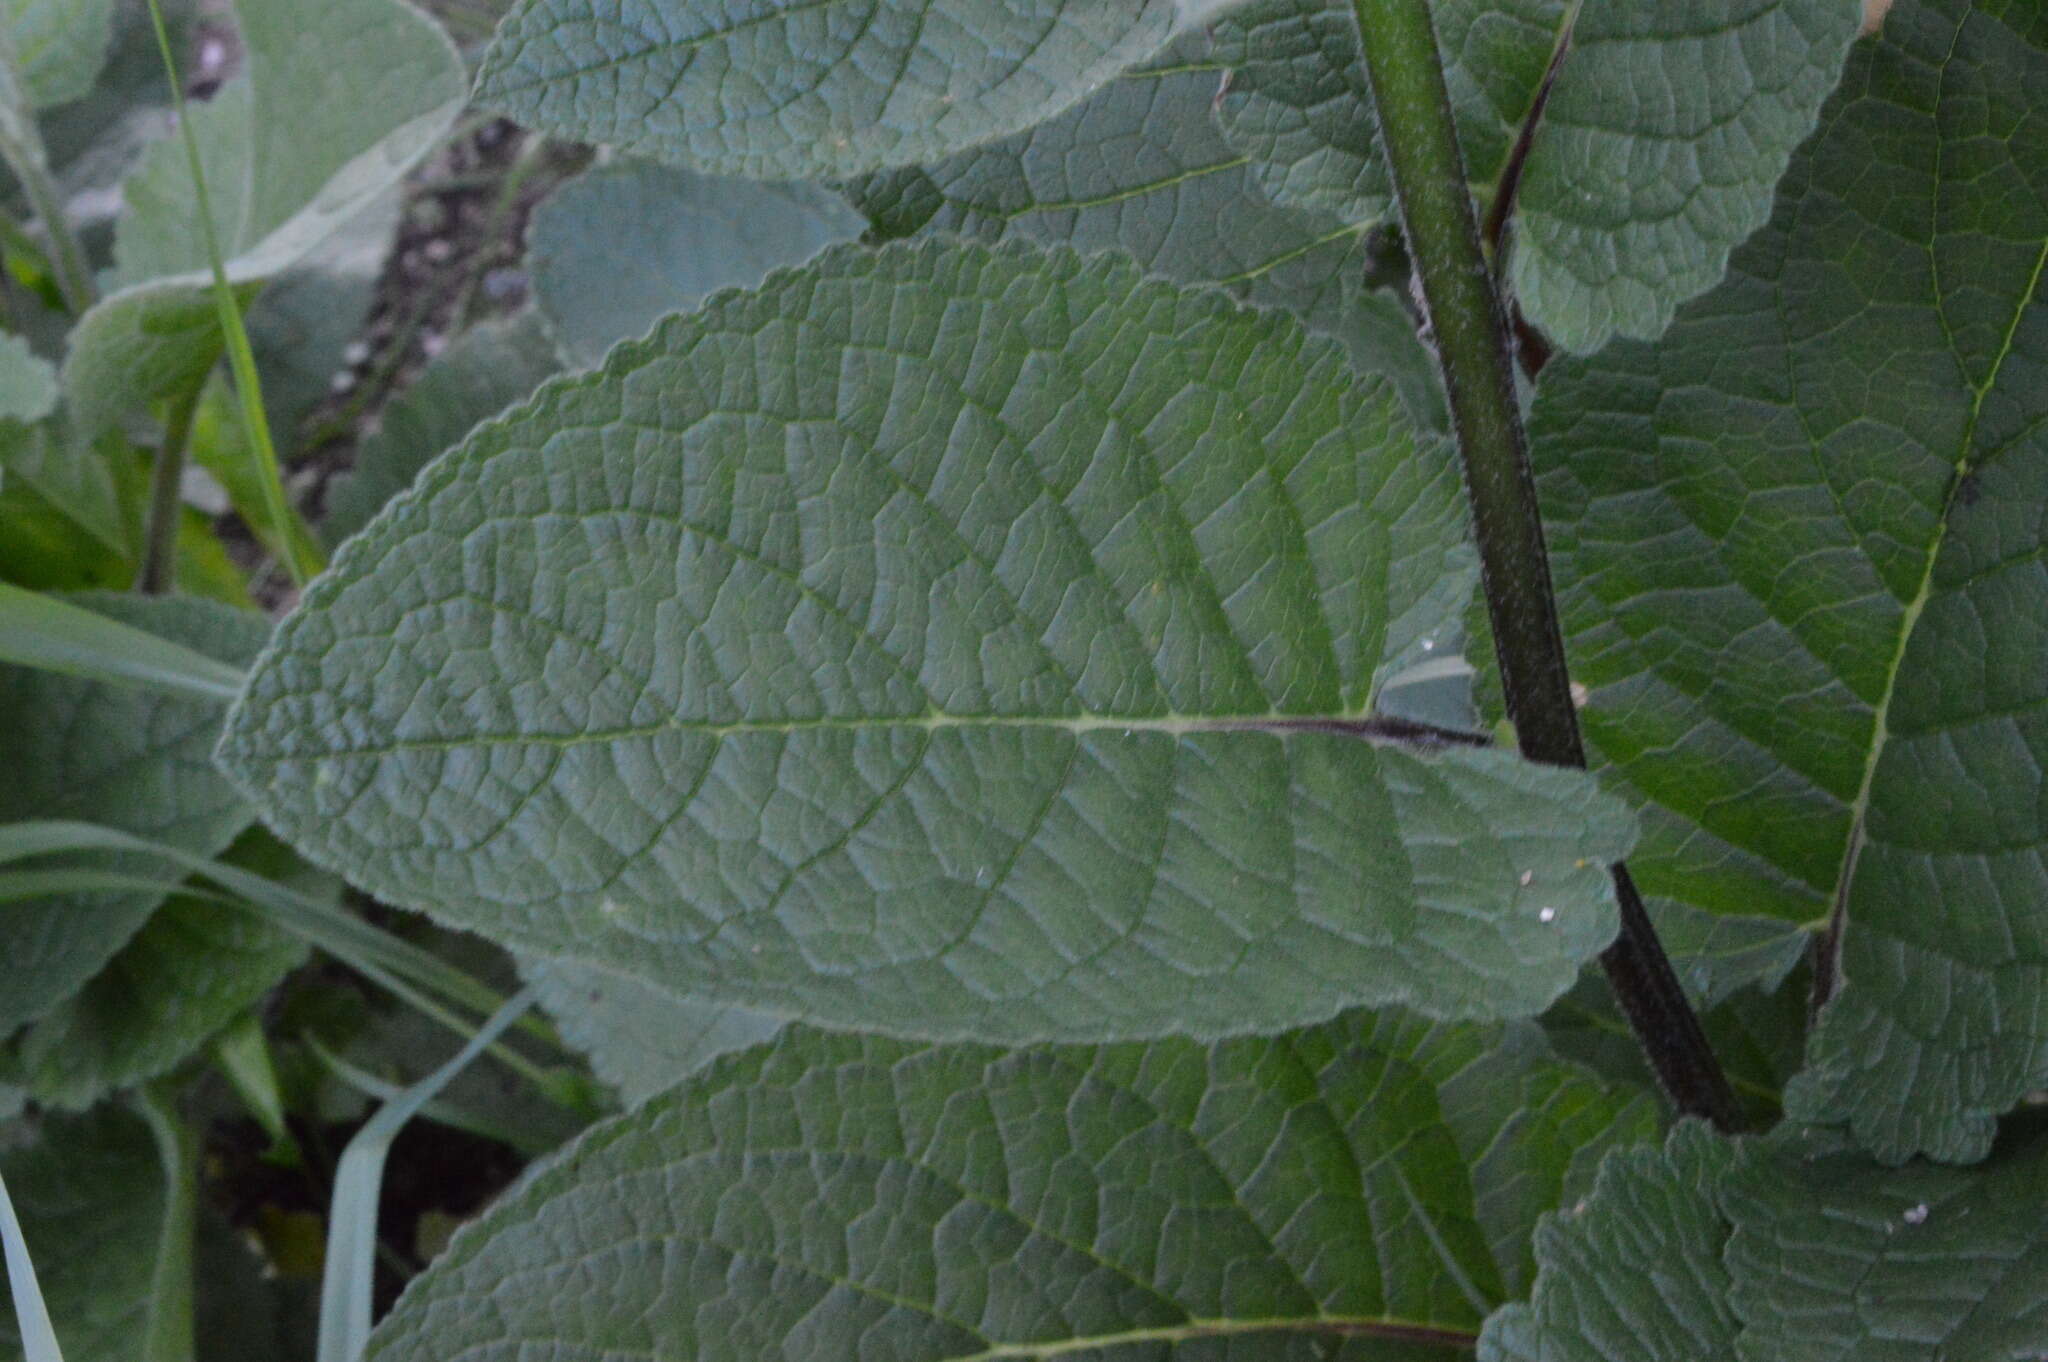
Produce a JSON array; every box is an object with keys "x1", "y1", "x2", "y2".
[
  {"x1": 0, "y1": 337, "x2": 54, "y2": 426},
  {"x1": 1479, "y1": 1121, "x2": 2048, "y2": 1360},
  {"x1": 848, "y1": 43, "x2": 1446, "y2": 428},
  {"x1": 221, "y1": 241, "x2": 1631, "y2": 1042},
  {"x1": 474, "y1": 0, "x2": 1201, "y2": 179},
  {"x1": 367, "y1": 1016, "x2": 1654, "y2": 1361},
  {"x1": 3, "y1": 0, "x2": 117, "y2": 110},
  {"x1": 1208, "y1": 0, "x2": 1857, "y2": 352},
  {"x1": 61, "y1": 0, "x2": 463, "y2": 431},
  {"x1": 530, "y1": 160, "x2": 865, "y2": 369},
  {"x1": 1531, "y1": 0, "x2": 2048, "y2": 1163},
  {"x1": 0, "y1": 594, "x2": 268, "y2": 1034}
]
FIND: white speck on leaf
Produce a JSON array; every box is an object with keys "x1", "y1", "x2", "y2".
[
  {"x1": 1902, "y1": 1203, "x2": 1929, "y2": 1226},
  {"x1": 1538, "y1": 907, "x2": 1557, "y2": 924},
  {"x1": 1519, "y1": 870, "x2": 1534, "y2": 886}
]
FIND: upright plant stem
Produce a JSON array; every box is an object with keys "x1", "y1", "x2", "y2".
[
  {"x1": 1347, "y1": 0, "x2": 1739, "y2": 1130},
  {"x1": 136, "y1": 384, "x2": 203, "y2": 593},
  {"x1": 133, "y1": 1084, "x2": 199, "y2": 1362}
]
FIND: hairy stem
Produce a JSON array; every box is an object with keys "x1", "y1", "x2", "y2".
[
  {"x1": 1348, "y1": 0, "x2": 1739, "y2": 1130},
  {"x1": 136, "y1": 384, "x2": 203, "y2": 594}
]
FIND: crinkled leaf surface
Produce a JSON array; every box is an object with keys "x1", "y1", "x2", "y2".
[
  {"x1": 61, "y1": 0, "x2": 463, "y2": 431},
  {"x1": 474, "y1": 0, "x2": 1198, "y2": 179},
  {"x1": 0, "y1": 594, "x2": 268, "y2": 1034},
  {"x1": 0, "y1": 1106, "x2": 168, "y2": 1362},
  {"x1": 1480, "y1": 1121, "x2": 2048, "y2": 1361},
  {"x1": 220, "y1": 241, "x2": 1631, "y2": 1042},
  {"x1": 1533, "y1": 0, "x2": 2048, "y2": 1164},
  {"x1": 368, "y1": 1015, "x2": 1653, "y2": 1361},
  {"x1": 10, "y1": 829, "x2": 315, "y2": 1111},
  {"x1": 522, "y1": 957, "x2": 783, "y2": 1107},
  {"x1": 323, "y1": 313, "x2": 561, "y2": 546},
  {"x1": 1210, "y1": 0, "x2": 1562, "y2": 224},
  {"x1": 848, "y1": 43, "x2": 1447, "y2": 430},
  {"x1": 1509, "y1": 0, "x2": 1859, "y2": 351},
  {"x1": 2, "y1": 0, "x2": 117, "y2": 110},
  {"x1": 1208, "y1": 0, "x2": 1855, "y2": 352},
  {"x1": 531, "y1": 160, "x2": 865, "y2": 369}
]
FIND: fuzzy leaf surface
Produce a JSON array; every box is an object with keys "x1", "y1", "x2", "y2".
[
  {"x1": 848, "y1": 43, "x2": 1447, "y2": 429},
  {"x1": 1533, "y1": 0, "x2": 2048, "y2": 1163},
  {"x1": 1480, "y1": 1122, "x2": 2048, "y2": 1360},
  {"x1": 2, "y1": 0, "x2": 117, "y2": 110},
  {"x1": 367, "y1": 1017, "x2": 1653, "y2": 1360},
  {"x1": 474, "y1": 0, "x2": 1190, "y2": 179},
  {"x1": 0, "y1": 594, "x2": 268, "y2": 1035},
  {"x1": 0, "y1": 336, "x2": 55, "y2": 426},
  {"x1": 531, "y1": 160, "x2": 864, "y2": 369},
  {"x1": 61, "y1": 0, "x2": 463, "y2": 431},
  {"x1": 220, "y1": 241, "x2": 1630, "y2": 1042},
  {"x1": 1208, "y1": 0, "x2": 1855, "y2": 352}
]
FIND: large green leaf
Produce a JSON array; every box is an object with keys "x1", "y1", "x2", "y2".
[
  {"x1": 0, "y1": 594, "x2": 268, "y2": 1034},
  {"x1": 0, "y1": 1107, "x2": 170, "y2": 1362},
  {"x1": 221, "y1": 240, "x2": 1632, "y2": 1042},
  {"x1": 368, "y1": 1016, "x2": 1653, "y2": 1361},
  {"x1": 1532, "y1": 0, "x2": 2048, "y2": 1164},
  {"x1": 2, "y1": 0, "x2": 117, "y2": 110},
  {"x1": 61, "y1": 0, "x2": 463, "y2": 431},
  {"x1": 9, "y1": 830, "x2": 314, "y2": 1110},
  {"x1": 1208, "y1": 0, "x2": 1857, "y2": 353},
  {"x1": 1479, "y1": 1121, "x2": 2048, "y2": 1360},
  {"x1": 474, "y1": 0, "x2": 1196, "y2": 180},
  {"x1": 848, "y1": 43, "x2": 1447, "y2": 430},
  {"x1": 323, "y1": 313, "x2": 562, "y2": 545},
  {"x1": 530, "y1": 161, "x2": 865, "y2": 370}
]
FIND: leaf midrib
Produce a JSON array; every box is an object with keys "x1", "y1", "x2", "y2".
[
  {"x1": 948, "y1": 1315, "x2": 1479, "y2": 1359},
  {"x1": 1819, "y1": 155, "x2": 2048, "y2": 972}
]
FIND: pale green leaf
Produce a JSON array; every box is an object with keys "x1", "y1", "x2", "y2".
[
  {"x1": 847, "y1": 43, "x2": 1449, "y2": 429},
  {"x1": 1533, "y1": 0, "x2": 2048, "y2": 1163},
  {"x1": 0, "y1": 1107, "x2": 168, "y2": 1362},
  {"x1": 220, "y1": 241, "x2": 1631, "y2": 1042},
  {"x1": 2, "y1": 0, "x2": 118, "y2": 111},
  {"x1": 9, "y1": 830, "x2": 315, "y2": 1110},
  {"x1": 1208, "y1": 0, "x2": 1856, "y2": 352},
  {"x1": 1509, "y1": 0, "x2": 1859, "y2": 351},
  {"x1": 61, "y1": 0, "x2": 463, "y2": 431},
  {"x1": 531, "y1": 160, "x2": 865, "y2": 369},
  {"x1": 324, "y1": 313, "x2": 562, "y2": 545},
  {"x1": 0, "y1": 594, "x2": 267, "y2": 1035},
  {"x1": 367, "y1": 1016, "x2": 1653, "y2": 1361},
  {"x1": 474, "y1": 0, "x2": 1192, "y2": 180},
  {"x1": 0, "y1": 338, "x2": 55, "y2": 427},
  {"x1": 522, "y1": 957, "x2": 783, "y2": 1107}
]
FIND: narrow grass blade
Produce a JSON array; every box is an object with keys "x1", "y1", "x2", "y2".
[
  {"x1": 0, "y1": 1167, "x2": 65, "y2": 1362},
  {"x1": 317, "y1": 986, "x2": 537, "y2": 1362},
  {"x1": 140, "y1": 0, "x2": 318, "y2": 588},
  {"x1": 131, "y1": 1087, "x2": 198, "y2": 1362},
  {"x1": 0, "y1": 584, "x2": 246, "y2": 702}
]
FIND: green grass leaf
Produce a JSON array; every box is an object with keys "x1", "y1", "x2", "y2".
[
  {"x1": 531, "y1": 161, "x2": 864, "y2": 370},
  {"x1": 60, "y1": 0, "x2": 464, "y2": 433},
  {"x1": 473, "y1": 0, "x2": 1186, "y2": 179},
  {"x1": 0, "y1": 593, "x2": 266, "y2": 1035},
  {"x1": 219, "y1": 239, "x2": 1633, "y2": 1041},
  {"x1": 1532, "y1": 0, "x2": 2048, "y2": 1163},
  {"x1": 365, "y1": 1017, "x2": 1654, "y2": 1361}
]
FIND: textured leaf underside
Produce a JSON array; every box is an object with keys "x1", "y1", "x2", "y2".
[
  {"x1": 220, "y1": 241, "x2": 1633, "y2": 1043},
  {"x1": 366, "y1": 1017, "x2": 1656, "y2": 1361},
  {"x1": 1534, "y1": 0, "x2": 2048, "y2": 1163},
  {"x1": 1480, "y1": 1121, "x2": 2048, "y2": 1360},
  {"x1": 475, "y1": 0, "x2": 1185, "y2": 179}
]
